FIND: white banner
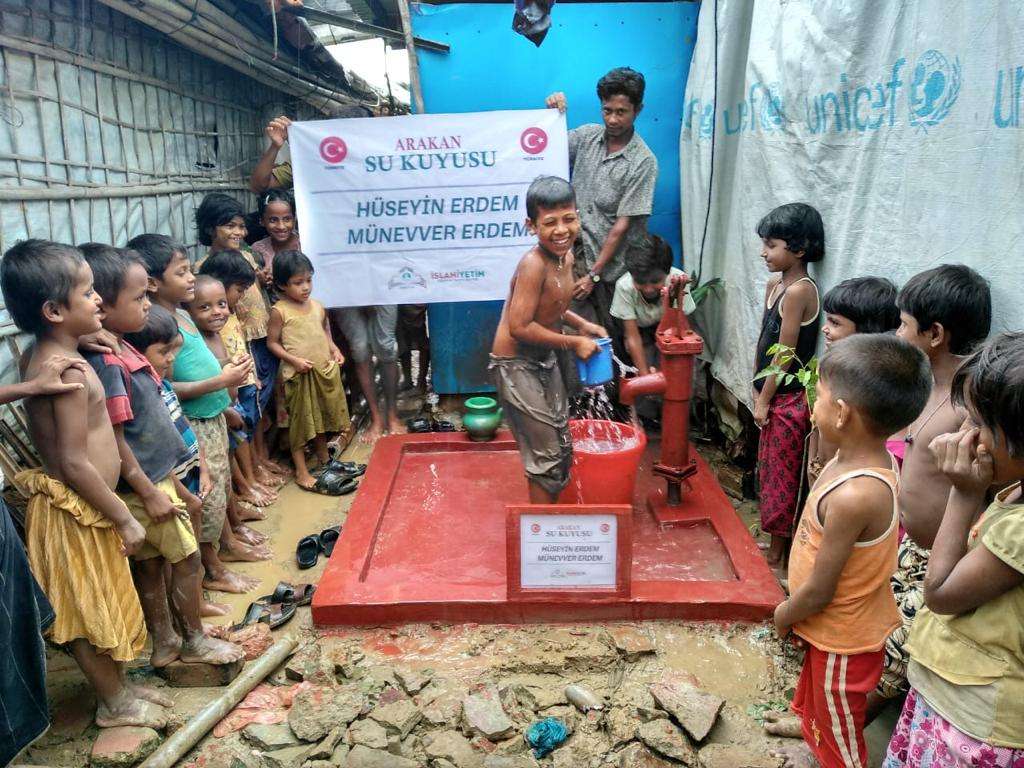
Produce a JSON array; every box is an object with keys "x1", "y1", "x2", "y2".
[
  {"x1": 681, "y1": 1, "x2": 1023, "y2": 405},
  {"x1": 289, "y1": 109, "x2": 569, "y2": 308}
]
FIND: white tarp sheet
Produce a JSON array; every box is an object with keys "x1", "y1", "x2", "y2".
[
  {"x1": 290, "y1": 109, "x2": 569, "y2": 308},
  {"x1": 680, "y1": 0, "x2": 1023, "y2": 405}
]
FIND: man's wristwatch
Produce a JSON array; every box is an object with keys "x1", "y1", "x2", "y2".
[{"x1": 587, "y1": 270, "x2": 601, "y2": 283}]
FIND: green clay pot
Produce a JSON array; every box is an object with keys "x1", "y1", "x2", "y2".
[{"x1": 463, "y1": 396, "x2": 502, "y2": 442}]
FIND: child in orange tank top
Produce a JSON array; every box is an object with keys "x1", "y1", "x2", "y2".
[{"x1": 770, "y1": 335, "x2": 932, "y2": 768}]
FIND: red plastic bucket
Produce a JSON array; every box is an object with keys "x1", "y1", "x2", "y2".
[{"x1": 559, "y1": 419, "x2": 647, "y2": 505}]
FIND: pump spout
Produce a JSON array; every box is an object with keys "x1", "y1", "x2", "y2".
[{"x1": 618, "y1": 371, "x2": 666, "y2": 405}]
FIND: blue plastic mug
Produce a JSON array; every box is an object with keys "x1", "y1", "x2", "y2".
[{"x1": 575, "y1": 337, "x2": 614, "y2": 387}]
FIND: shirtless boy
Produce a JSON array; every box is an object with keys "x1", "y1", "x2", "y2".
[
  {"x1": 80, "y1": 244, "x2": 243, "y2": 669},
  {"x1": 872, "y1": 264, "x2": 991, "y2": 710},
  {"x1": 490, "y1": 176, "x2": 607, "y2": 503},
  {"x1": 0, "y1": 239, "x2": 168, "y2": 729}
]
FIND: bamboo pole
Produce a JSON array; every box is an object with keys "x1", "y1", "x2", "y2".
[
  {"x1": 0, "y1": 35, "x2": 256, "y2": 115},
  {"x1": 137, "y1": 635, "x2": 299, "y2": 768},
  {"x1": 0, "y1": 180, "x2": 250, "y2": 202},
  {"x1": 396, "y1": 0, "x2": 425, "y2": 114}
]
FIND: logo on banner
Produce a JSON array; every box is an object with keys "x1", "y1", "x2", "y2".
[
  {"x1": 520, "y1": 127, "x2": 548, "y2": 155},
  {"x1": 319, "y1": 136, "x2": 348, "y2": 164},
  {"x1": 387, "y1": 266, "x2": 427, "y2": 290},
  {"x1": 600, "y1": 523, "x2": 610, "y2": 534},
  {"x1": 908, "y1": 50, "x2": 962, "y2": 131},
  {"x1": 530, "y1": 523, "x2": 541, "y2": 534},
  {"x1": 430, "y1": 269, "x2": 487, "y2": 283}
]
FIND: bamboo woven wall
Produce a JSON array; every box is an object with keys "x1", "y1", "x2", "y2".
[
  {"x1": 0, "y1": 0, "x2": 302, "y2": 265},
  {"x1": 0, "y1": 0, "x2": 316, "y2": 488}
]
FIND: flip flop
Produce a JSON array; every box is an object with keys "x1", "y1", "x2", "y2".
[
  {"x1": 296, "y1": 535, "x2": 320, "y2": 569},
  {"x1": 259, "y1": 581, "x2": 316, "y2": 607},
  {"x1": 258, "y1": 601, "x2": 296, "y2": 630},
  {"x1": 229, "y1": 601, "x2": 266, "y2": 632},
  {"x1": 300, "y1": 470, "x2": 358, "y2": 497},
  {"x1": 319, "y1": 526, "x2": 341, "y2": 557},
  {"x1": 314, "y1": 459, "x2": 366, "y2": 479},
  {"x1": 229, "y1": 600, "x2": 296, "y2": 631},
  {"x1": 406, "y1": 416, "x2": 432, "y2": 433},
  {"x1": 431, "y1": 419, "x2": 456, "y2": 432},
  {"x1": 326, "y1": 460, "x2": 367, "y2": 477}
]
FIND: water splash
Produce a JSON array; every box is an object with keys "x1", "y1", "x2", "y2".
[
  {"x1": 613, "y1": 354, "x2": 638, "y2": 378},
  {"x1": 575, "y1": 435, "x2": 640, "y2": 452}
]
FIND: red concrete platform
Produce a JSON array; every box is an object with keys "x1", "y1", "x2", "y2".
[{"x1": 312, "y1": 430, "x2": 783, "y2": 625}]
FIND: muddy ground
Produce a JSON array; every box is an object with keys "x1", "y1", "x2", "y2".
[{"x1": 14, "y1": 394, "x2": 900, "y2": 768}]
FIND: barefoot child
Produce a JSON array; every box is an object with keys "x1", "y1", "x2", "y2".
[
  {"x1": 0, "y1": 354, "x2": 111, "y2": 762},
  {"x1": 873, "y1": 265, "x2": 991, "y2": 708},
  {"x1": 123, "y1": 305, "x2": 231, "y2": 618},
  {"x1": 266, "y1": 251, "x2": 352, "y2": 492},
  {"x1": 883, "y1": 332, "x2": 1024, "y2": 766},
  {"x1": 130, "y1": 234, "x2": 259, "y2": 595},
  {"x1": 807, "y1": 276, "x2": 900, "y2": 485},
  {"x1": 198, "y1": 251, "x2": 281, "y2": 508},
  {"x1": 183, "y1": 276, "x2": 269, "y2": 588},
  {"x1": 0, "y1": 240, "x2": 164, "y2": 729},
  {"x1": 489, "y1": 176, "x2": 607, "y2": 503},
  {"x1": 249, "y1": 190, "x2": 299, "y2": 466},
  {"x1": 753, "y1": 203, "x2": 824, "y2": 569},
  {"x1": 773, "y1": 334, "x2": 931, "y2": 768},
  {"x1": 79, "y1": 244, "x2": 242, "y2": 668},
  {"x1": 196, "y1": 194, "x2": 278, "y2": 466}
]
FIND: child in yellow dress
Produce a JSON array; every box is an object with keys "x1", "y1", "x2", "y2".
[{"x1": 266, "y1": 251, "x2": 351, "y2": 492}]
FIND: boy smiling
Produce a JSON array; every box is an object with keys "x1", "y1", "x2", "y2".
[{"x1": 490, "y1": 176, "x2": 607, "y2": 503}]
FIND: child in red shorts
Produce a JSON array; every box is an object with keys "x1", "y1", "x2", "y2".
[{"x1": 770, "y1": 335, "x2": 931, "y2": 768}]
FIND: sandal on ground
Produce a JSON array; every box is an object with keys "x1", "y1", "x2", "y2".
[
  {"x1": 319, "y1": 526, "x2": 341, "y2": 557},
  {"x1": 296, "y1": 535, "x2": 320, "y2": 569},
  {"x1": 259, "y1": 580, "x2": 317, "y2": 607},
  {"x1": 229, "y1": 600, "x2": 296, "y2": 631},
  {"x1": 406, "y1": 416, "x2": 432, "y2": 433},
  {"x1": 431, "y1": 419, "x2": 456, "y2": 432},
  {"x1": 301, "y1": 470, "x2": 358, "y2": 497},
  {"x1": 229, "y1": 601, "x2": 266, "y2": 631},
  {"x1": 324, "y1": 459, "x2": 366, "y2": 477}
]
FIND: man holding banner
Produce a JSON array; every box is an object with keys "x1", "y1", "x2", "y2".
[
  {"x1": 546, "y1": 67, "x2": 659, "y2": 351},
  {"x1": 251, "y1": 113, "x2": 406, "y2": 442}
]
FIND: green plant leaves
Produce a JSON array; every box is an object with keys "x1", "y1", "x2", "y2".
[{"x1": 755, "y1": 344, "x2": 819, "y2": 409}]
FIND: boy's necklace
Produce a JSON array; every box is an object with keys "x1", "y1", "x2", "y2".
[{"x1": 903, "y1": 394, "x2": 951, "y2": 445}]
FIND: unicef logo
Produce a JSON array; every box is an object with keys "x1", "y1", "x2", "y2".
[
  {"x1": 319, "y1": 136, "x2": 348, "y2": 163},
  {"x1": 520, "y1": 127, "x2": 548, "y2": 155},
  {"x1": 757, "y1": 83, "x2": 784, "y2": 133},
  {"x1": 908, "y1": 50, "x2": 962, "y2": 131}
]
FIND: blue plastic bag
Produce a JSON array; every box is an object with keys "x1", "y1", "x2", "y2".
[{"x1": 524, "y1": 717, "x2": 569, "y2": 758}]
